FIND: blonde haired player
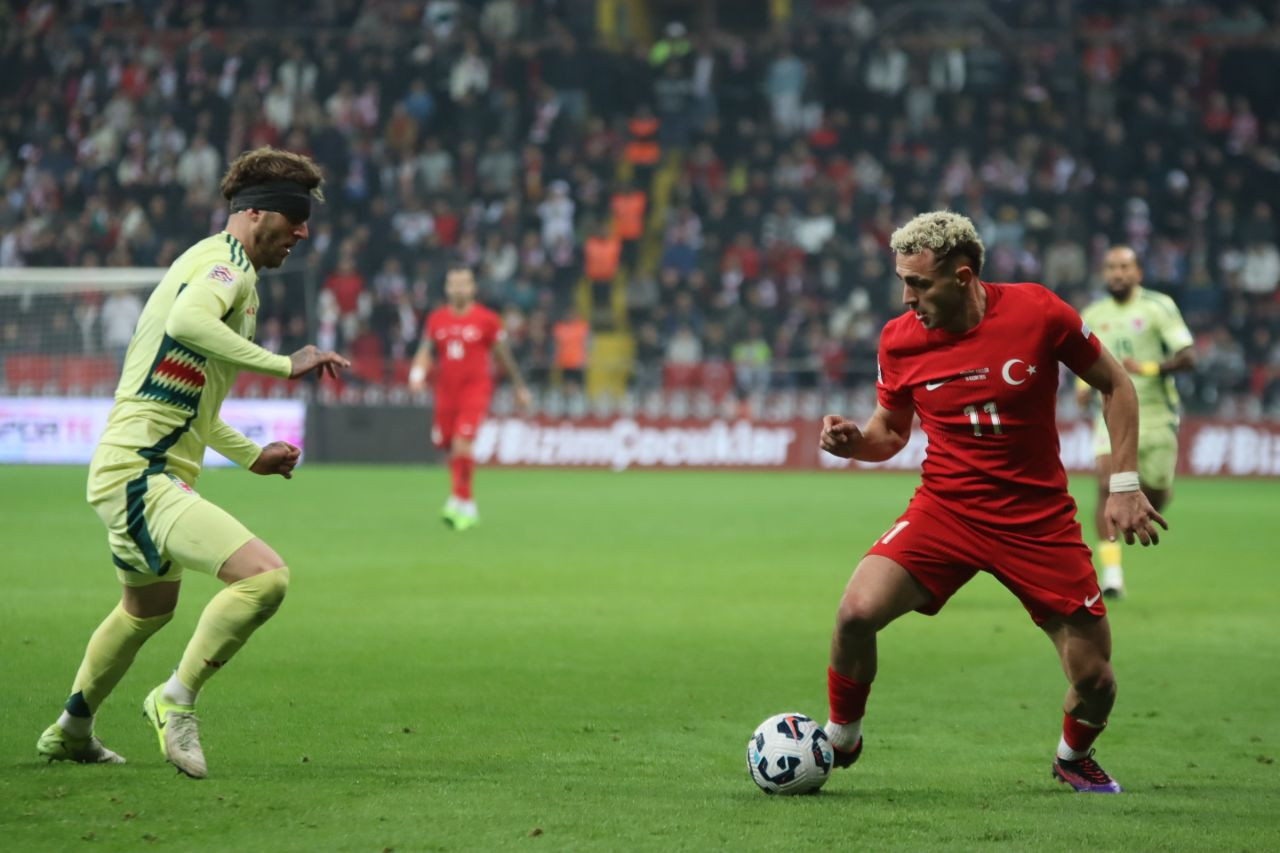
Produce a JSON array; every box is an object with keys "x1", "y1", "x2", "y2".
[
  {"x1": 820, "y1": 211, "x2": 1165, "y2": 794},
  {"x1": 1077, "y1": 246, "x2": 1195, "y2": 598},
  {"x1": 36, "y1": 147, "x2": 348, "y2": 778}
]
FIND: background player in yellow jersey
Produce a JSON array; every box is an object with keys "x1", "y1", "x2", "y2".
[
  {"x1": 1077, "y1": 246, "x2": 1195, "y2": 598},
  {"x1": 36, "y1": 147, "x2": 348, "y2": 778}
]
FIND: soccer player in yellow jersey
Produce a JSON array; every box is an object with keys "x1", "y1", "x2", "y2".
[
  {"x1": 36, "y1": 147, "x2": 349, "y2": 778},
  {"x1": 1077, "y1": 246, "x2": 1195, "y2": 599}
]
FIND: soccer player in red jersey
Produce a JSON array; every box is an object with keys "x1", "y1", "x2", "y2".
[
  {"x1": 818, "y1": 211, "x2": 1166, "y2": 793},
  {"x1": 409, "y1": 263, "x2": 531, "y2": 529}
]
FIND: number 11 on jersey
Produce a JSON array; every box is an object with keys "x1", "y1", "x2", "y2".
[{"x1": 963, "y1": 401, "x2": 1002, "y2": 436}]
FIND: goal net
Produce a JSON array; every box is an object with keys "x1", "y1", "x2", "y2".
[
  {"x1": 0, "y1": 266, "x2": 309, "y2": 465},
  {"x1": 0, "y1": 267, "x2": 165, "y2": 397},
  {"x1": 0, "y1": 266, "x2": 316, "y2": 399}
]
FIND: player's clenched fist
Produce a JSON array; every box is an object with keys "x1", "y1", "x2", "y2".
[
  {"x1": 289, "y1": 345, "x2": 349, "y2": 379},
  {"x1": 251, "y1": 441, "x2": 301, "y2": 479},
  {"x1": 820, "y1": 414, "x2": 864, "y2": 458}
]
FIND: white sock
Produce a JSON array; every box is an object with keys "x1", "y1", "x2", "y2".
[
  {"x1": 445, "y1": 495, "x2": 460, "y2": 510},
  {"x1": 163, "y1": 671, "x2": 198, "y2": 707},
  {"x1": 460, "y1": 499, "x2": 477, "y2": 516},
  {"x1": 825, "y1": 719, "x2": 862, "y2": 751},
  {"x1": 57, "y1": 710, "x2": 92, "y2": 738},
  {"x1": 1057, "y1": 735, "x2": 1089, "y2": 761}
]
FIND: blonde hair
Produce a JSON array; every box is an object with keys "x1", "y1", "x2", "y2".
[
  {"x1": 889, "y1": 210, "x2": 985, "y2": 276},
  {"x1": 220, "y1": 146, "x2": 325, "y2": 202}
]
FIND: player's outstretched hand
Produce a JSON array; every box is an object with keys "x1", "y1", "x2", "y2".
[
  {"x1": 820, "y1": 414, "x2": 863, "y2": 459},
  {"x1": 514, "y1": 386, "x2": 533, "y2": 413},
  {"x1": 1105, "y1": 491, "x2": 1169, "y2": 546},
  {"x1": 251, "y1": 441, "x2": 301, "y2": 479},
  {"x1": 289, "y1": 345, "x2": 350, "y2": 380}
]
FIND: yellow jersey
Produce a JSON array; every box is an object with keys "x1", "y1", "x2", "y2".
[
  {"x1": 1080, "y1": 286, "x2": 1194, "y2": 430},
  {"x1": 94, "y1": 232, "x2": 292, "y2": 485}
]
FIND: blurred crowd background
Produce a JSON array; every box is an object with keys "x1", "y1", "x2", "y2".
[{"x1": 2, "y1": 0, "x2": 1279, "y2": 416}]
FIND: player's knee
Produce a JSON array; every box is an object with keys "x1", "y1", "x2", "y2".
[
  {"x1": 835, "y1": 596, "x2": 883, "y2": 637},
  {"x1": 1073, "y1": 662, "x2": 1116, "y2": 702},
  {"x1": 256, "y1": 566, "x2": 290, "y2": 609},
  {"x1": 234, "y1": 566, "x2": 290, "y2": 625}
]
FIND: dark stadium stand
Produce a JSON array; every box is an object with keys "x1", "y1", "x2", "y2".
[{"x1": 2, "y1": 0, "x2": 1278, "y2": 415}]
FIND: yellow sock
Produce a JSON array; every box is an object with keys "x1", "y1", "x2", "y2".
[
  {"x1": 67, "y1": 603, "x2": 172, "y2": 716},
  {"x1": 1097, "y1": 541, "x2": 1122, "y2": 570},
  {"x1": 176, "y1": 567, "x2": 289, "y2": 695}
]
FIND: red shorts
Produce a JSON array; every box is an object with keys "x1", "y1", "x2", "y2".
[
  {"x1": 432, "y1": 385, "x2": 491, "y2": 448},
  {"x1": 867, "y1": 491, "x2": 1104, "y2": 625}
]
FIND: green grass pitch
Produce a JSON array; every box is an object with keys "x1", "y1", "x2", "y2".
[{"x1": 1, "y1": 465, "x2": 1276, "y2": 852}]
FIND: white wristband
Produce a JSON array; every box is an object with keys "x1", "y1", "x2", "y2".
[
  {"x1": 408, "y1": 365, "x2": 426, "y2": 385},
  {"x1": 1109, "y1": 471, "x2": 1140, "y2": 493}
]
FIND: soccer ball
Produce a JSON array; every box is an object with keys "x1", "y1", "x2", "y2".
[{"x1": 747, "y1": 712, "x2": 834, "y2": 795}]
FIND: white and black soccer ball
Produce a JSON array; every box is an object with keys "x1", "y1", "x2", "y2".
[{"x1": 747, "y1": 712, "x2": 834, "y2": 795}]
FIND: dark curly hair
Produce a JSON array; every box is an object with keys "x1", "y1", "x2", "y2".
[{"x1": 219, "y1": 146, "x2": 325, "y2": 202}]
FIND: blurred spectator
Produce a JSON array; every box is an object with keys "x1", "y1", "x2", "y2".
[
  {"x1": 584, "y1": 221, "x2": 622, "y2": 308},
  {"x1": 101, "y1": 289, "x2": 142, "y2": 363},
  {"x1": 1241, "y1": 241, "x2": 1280, "y2": 296},
  {"x1": 553, "y1": 306, "x2": 589, "y2": 392},
  {"x1": 665, "y1": 325, "x2": 703, "y2": 366},
  {"x1": 2, "y1": 0, "x2": 1279, "y2": 418},
  {"x1": 323, "y1": 249, "x2": 369, "y2": 345},
  {"x1": 732, "y1": 319, "x2": 772, "y2": 396}
]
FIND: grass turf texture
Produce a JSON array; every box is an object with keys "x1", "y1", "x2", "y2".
[{"x1": 1, "y1": 465, "x2": 1276, "y2": 852}]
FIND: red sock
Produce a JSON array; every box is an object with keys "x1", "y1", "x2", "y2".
[
  {"x1": 449, "y1": 455, "x2": 474, "y2": 500},
  {"x1": 827, "y1": 667, "x2": 872, "y2": 725},
  {"x1": 1062, "y1": 712, "x2": 1107, "y2": 753}
]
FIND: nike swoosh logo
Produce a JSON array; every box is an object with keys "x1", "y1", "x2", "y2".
[
  {"x1": 925, "y1": 379, "x2": 951, "y2": 390},
  {"x1": 1084, "y1": 593, "x2": 1101, "y2": 607}
]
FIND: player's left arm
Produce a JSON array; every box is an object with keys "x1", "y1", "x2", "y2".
[
  {"x1": 1124, "y1": 300, "x2": 1197, "y2": 377},
  {"x1": 1152, "y1": 301, "x2": 1196, "y2": 375},
  {"x1": 206, "y1": 418, "x2": 300, "y2": 478},
  {"x1": 493, "y1": 337, "x2": 533, "y2": 412},
  {"x1": 1077, "y1": 350, "x2": 1168, "y2": 546},
  {"x1": 206, "y1": 418, "x2": 261, "y2": 469},
  {"x1": 1121, "y1": 344, "x2": 1195, "y2": 377}
]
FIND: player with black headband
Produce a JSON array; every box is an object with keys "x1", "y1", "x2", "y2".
[{"x1": 36, "y1": 147, "x2": 349, "y2": 778}]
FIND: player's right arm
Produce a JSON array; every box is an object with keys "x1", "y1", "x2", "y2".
[
  {"x1": 167, "y1": 271, "x2": 346, "y2": 379},
  {"x1": 820, "y1": 405, "x2": 913, "y2": 462},
  {"x1": 1141, "y1": 297, "x2": 1196, "y2": 377},
  {"x1": 167, "y1": 279, "x2": 293, "y2": 377}
]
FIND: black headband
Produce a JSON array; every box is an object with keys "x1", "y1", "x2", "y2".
[{"x1": 230, "y1": 180, "x2": 314, "y2": 222}]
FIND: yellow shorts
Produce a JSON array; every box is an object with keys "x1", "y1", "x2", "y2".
[
  {"x1": 87, "y1": 447, "x2": 255, "y2": 587},
  {"x1": 1091, "y1": 417, "x2": 1179, "y2": 492}
]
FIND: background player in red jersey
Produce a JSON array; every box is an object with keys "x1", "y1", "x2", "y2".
[
  {"x1": 409, "y1": 263, "x2": 531, "y2": 530},
  {"x1": 818, "y1": 211, "x2": 1166, "y2": 794}
]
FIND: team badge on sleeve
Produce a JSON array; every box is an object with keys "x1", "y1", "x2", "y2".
[{"x1": 207, "y1": 264, "x2": 237, "y2": 285}]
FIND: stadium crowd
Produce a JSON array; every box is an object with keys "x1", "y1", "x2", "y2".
[{"x1": 2, "y1": 0, "x2": 1280, "y2": 415}]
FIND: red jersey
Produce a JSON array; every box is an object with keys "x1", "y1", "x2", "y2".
[
  {"x1": 424, "y1": 303, "x2": 504, "y2": 392},
  {"x1": 876, "y1": 282, "x2": 1102, "y2": 530}
]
